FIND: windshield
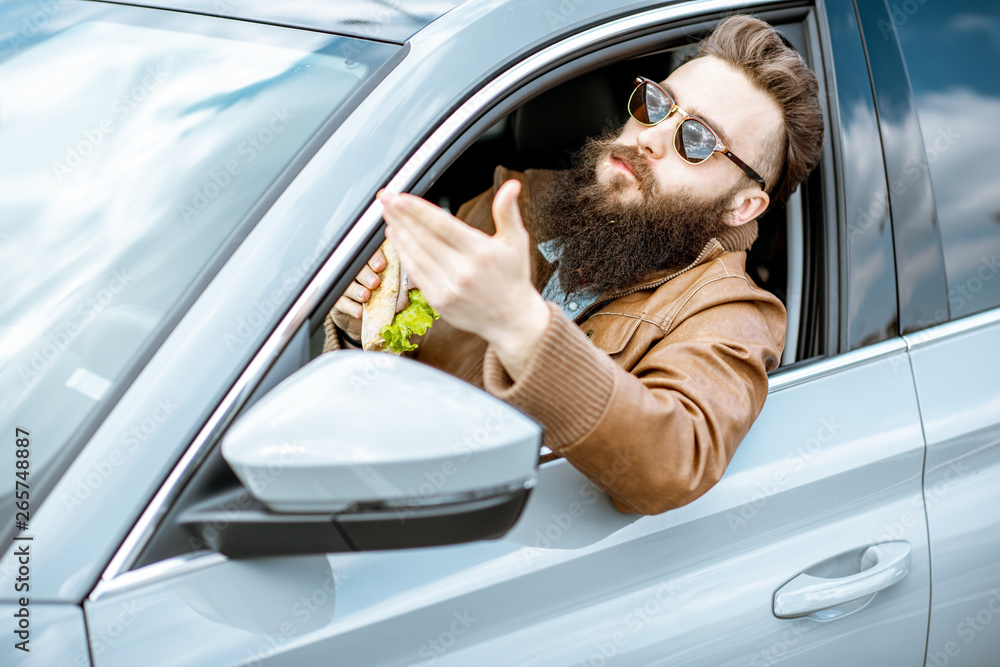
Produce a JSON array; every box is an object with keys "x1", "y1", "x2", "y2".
[{"x1": 0, "y1": 2, "x2": 396, "y2": 523}]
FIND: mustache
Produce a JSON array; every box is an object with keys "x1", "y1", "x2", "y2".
[{"x1": 601, "y1": 141, "x2": 658, "y2": 196}]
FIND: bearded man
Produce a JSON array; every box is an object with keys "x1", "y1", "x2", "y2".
[{"x1": 324, "y1": 15, "x2": 824, "y2": 515}]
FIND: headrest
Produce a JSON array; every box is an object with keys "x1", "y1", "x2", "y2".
[{"x1": 511, "y1": 72, "x2": 620, "y2": 169}]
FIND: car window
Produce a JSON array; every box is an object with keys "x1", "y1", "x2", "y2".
[
  {"x1": 0, "y1": 1, "x2": 396, "y2": 529},
  {"x1": 419, "y1": 41, "x2": 822, "y2": 365},
  {"x1": 138, "y1": 14, "x2": 832, "y2": 572},
  {"x1": 893, "y1": 0, "x2": 1000, "y2": 319}
]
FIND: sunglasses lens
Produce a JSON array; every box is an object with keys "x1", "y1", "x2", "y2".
[
  {"x1": 675, "y1": 119, "x2": 716, "y2": 163},
  {"x1": 630, "y1": 81, "x2": 671, "y2": 124}
]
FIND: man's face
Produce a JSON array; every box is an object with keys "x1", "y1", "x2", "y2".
[
  {"x1": 597, "y1": 55, "x2": 782, "y2": 212},
  {"x1": 532, "y1": 55, "x2": 785, "y2": 295}
]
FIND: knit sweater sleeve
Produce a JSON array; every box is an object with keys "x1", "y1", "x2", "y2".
[{"x1": 481, "y1": 280, "x2": 783, "y2": 516}]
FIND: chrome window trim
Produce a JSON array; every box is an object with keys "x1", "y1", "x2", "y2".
[
  {"x1": 92, "y1": 0, "x2": 780, "y2": 600},
  {"x1": 782, "y1": 186, "x2": 804, "y2": 366},
  {"x1": 767, "y1": 338, "x2": 908, "y2": 392},
  {"x1": 90, "y1": 205, "x2": 385, "y2": 602},
  {"x1": 94, "y1": 552, "x2": 228, "y2": 600},
  {"x1": 903, "y1": 308, "x2": 1000, "y2": 350}
]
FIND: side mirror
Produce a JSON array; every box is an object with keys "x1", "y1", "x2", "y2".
[{"x1": 182, "y1": 351, "x2": 541, "y2": 558}]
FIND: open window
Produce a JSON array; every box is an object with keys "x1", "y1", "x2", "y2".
[
  {"x1": 131, "y1": 9, "x2": 835, "y2": 569},
  {"x1": 311, "y1": 13, "x2": 830, "y2": 367}
]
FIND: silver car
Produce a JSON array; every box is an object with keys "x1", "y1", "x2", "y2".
[{"x1": 2, "y1": 0, "x2": 998, "y2": 665}]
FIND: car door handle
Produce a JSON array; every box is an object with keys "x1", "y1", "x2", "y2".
[{"x1": 773, "y1": 541, "x2": 911, "y2": 619}]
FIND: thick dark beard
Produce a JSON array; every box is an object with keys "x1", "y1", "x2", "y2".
[{"x1": 533, "y1": 131, "x2": 738, "y2": 295}]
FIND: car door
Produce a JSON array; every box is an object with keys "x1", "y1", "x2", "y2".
[
  {"x1": 81, "y1": 2, "x2": 932, "y2": 666},
  {"x1": 873, "y1": 1, "x2": 1000, "y2": 665}
]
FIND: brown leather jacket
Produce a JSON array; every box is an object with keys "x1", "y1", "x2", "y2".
[{"x1": 325, "y1": 166, "x2": 786, "y2": 515}]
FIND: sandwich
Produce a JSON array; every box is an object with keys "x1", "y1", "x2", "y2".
[{"x1": 361, "y1": 239, "x2": 439, "y2": 354}]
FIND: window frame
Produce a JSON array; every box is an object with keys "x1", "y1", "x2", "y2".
[{"x1": 92, "y1": 0, "x2": 841, "y2": 598}]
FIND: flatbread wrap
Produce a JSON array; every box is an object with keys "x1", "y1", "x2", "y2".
[
  {"x1": 361, "y1": 239, "x2": 401, "y2": 352},
  {"x1": 361, "y1": 239, "x2": 439, "y2": 354}
]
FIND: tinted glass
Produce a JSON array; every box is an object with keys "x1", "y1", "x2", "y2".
[
  {"x1": 644, "y1": 83, "x2": 673, "y2": 122},
  {"x1": 0, "y1": 2, "x2": 395, "y2": 519},
  {"x1": 677, "y1": 119, "x2": 716, "y2": 161},
  {"x1": 893, "y1": 0, "x2": 1000, "y2": 318}
]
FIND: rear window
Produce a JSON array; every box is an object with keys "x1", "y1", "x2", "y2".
[
  {"x1": 0, "y1": 2, "x2": 395, "y2": 518},
  {"x1": 893, "y1": 1, "x2": 1000, "y2": 319}
]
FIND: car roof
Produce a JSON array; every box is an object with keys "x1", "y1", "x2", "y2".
[{"x1": 103, "y1": 0, "x2": 469, "y2": 43}]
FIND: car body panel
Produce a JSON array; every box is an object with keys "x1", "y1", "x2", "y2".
[
  {"x1": 84, "y1": 343, "x2": 929, "y2": 666},
  {"x1": 906, "y1": 314, "x2": 1000, "y2": 666},
  {"x1": 0, "y1": 602, "x2": 89, "y2": 666}
]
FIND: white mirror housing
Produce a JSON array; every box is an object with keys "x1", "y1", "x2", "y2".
[{"x1": 222, "y1": 350, "x2": 542, "y2": 514}]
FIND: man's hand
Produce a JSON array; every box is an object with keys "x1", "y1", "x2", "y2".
[
  {"x1": 330, "y1": 245, "x2": 410, "y2": 342},
  {"x1": 381, "y1": 180, "x2": 550, "y2": 379}
]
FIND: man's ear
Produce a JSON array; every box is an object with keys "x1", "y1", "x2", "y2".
[{"x1": 725, "y1": 187, "x2": 770, "y2": 226}]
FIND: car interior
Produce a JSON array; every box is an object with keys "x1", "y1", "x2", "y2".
[
  {"x1": 132, "y1": 18, "x2": 830, "y2": 569},
  {"x1": 422, "y1": 45, "x2": 808, "y2": 356},
  {"x1": 313, "y1": 25, "x2": 827, "y2": 367}
]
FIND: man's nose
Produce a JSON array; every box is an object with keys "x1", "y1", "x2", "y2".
[{"x1": 635, "y1": 117, "x2": 678, "y2": 161}]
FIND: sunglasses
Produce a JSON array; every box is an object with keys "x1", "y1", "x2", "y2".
[{"x1": 627, "y1": 76, "x2": 766, "y2": 191}]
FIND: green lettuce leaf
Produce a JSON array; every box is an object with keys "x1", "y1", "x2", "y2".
[{"x1": 381, "y1": 289, "x2": 440, "y2": 353}]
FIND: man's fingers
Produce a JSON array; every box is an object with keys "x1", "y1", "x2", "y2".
[
  {"x1": 491, "y1": 179, "x2": 526, "y2": 241},
  {"x1": 383, "y1": 192, "x2": 480, "y2": 252},
  {"x1": 368, "y1": 247, "x2": 386, "y2": 273},
  {"x1": 345, "y1": 280, "x2": 370, "y2": 304},
  {"x1": 334, "y1": 295, "x2": 363, "y2": 320},
  {"x1": 386, "y1": 225, "x2": 451, "y2": 307},
  {"x1": 357, "y1": 264, "x2": 381, "y2": 291},
  {"x1": 384, "y1": 204, "x2": 467, "y2": 269}
]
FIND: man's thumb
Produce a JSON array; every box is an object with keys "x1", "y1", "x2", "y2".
[{"x1": 492, "y1": 179, "x2": 525, "y2": 240}]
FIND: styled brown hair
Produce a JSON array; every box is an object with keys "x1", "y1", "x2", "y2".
[{"x1": 699, "y1": 15, "x2": 824, "y2": 207}]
